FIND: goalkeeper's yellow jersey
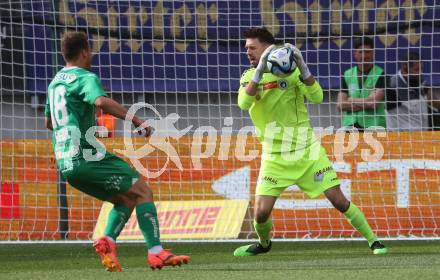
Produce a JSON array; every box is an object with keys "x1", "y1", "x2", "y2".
[{"x1": 237, "y1": 68, "x2": 323, "y2": 157}]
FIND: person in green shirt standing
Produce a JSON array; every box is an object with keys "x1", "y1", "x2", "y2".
[
  {"x1": 337, "y1": 37, "x2": 386, "y2": 130},
  {"x1": 234, "y1": 28, "x2": 387, "y2": 257},
  {"x1": 45, "y1": 31, "x2": 189, "y2": 272}
]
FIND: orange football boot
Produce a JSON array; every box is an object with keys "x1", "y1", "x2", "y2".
[
  {"x1": 147, "y1": 249, "x2": 190, "y2": 270},
  {"x1": 93, "y1": 236, "x2": 122, "y2": 272}
]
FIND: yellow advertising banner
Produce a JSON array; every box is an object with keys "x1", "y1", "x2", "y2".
[{"x1": 93, "y1": 200, "x2": 249, "y2": 240}]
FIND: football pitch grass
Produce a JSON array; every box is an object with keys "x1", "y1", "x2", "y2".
[{"x1": 1, "y1": 241, "x2": 439, "y2": 280}]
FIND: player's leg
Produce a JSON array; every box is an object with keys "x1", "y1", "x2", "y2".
[
  {"x1": 94, "y1": 197, "x2": 132, "y2": 272},
  {"x1": 112, "y1": 178, "x2": 189, "y2": 270},
  {"x1": 296, "y1": 146, "x2": 387, "y2": 255},
  {"x1": 109, "y1": 178, "x2": 160, "y2": 250},
  {"x1": 254, "y1": 195, "x2": 276, "y2": 248},
  {"x1": 233, "y1": 159, "x2": 297, "y2": 257},
  {"x1": 64, "y1": 154, "x2": 188, "y2": 271},
  {"x1": 233, "y1": 195, "x2": 277, "y2": 257},
  {"x1": 63, "y1": 156, "x2": 132, "y2": 272},
  {"x1": 324, "y1": 186, "x2": 387, "y2": 255}
]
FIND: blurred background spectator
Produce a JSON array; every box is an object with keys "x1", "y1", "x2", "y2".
[
  {"x1": 386, "y1": 52, "x2": 429, "y2": 131},
  {"x1": 337, "y1": 37, "x2": 386, "y2": 131}
]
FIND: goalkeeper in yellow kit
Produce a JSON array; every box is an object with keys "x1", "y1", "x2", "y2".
[{"x1": 233, "y1": 27, "x2": 387, "y2": 256}]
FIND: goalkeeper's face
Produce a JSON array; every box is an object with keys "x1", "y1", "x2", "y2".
[{"x1": 245, "y1": 38, "x2": 270, "y2": 67}]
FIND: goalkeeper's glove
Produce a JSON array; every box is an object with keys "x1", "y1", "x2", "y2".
[
  {"x1": 284, "y1": 43, "x2": 311, "y2": 80},
  {"x1": 251, "y1": 44, "x2": 276, "y2": 83}
]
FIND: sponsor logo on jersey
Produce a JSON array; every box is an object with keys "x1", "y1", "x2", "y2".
[
  {"x1": 278, "y1": 79, "x2": 288, "y2": 89},
  {"x1": 263, "y1": 81, "x2": 278, "y2": 90},
  {"x1": 54, "y1": 73, "x2": 77, "y2": 83}
]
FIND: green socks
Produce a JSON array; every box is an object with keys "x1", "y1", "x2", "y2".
[
  {"x1": 344, "y1": 202, "x2": 377, "y2": 246},
  {"x1": 103, "y1": 203, "x2": 162, "y2": 250},
  {"x1": 136, "y1": 202, "x2": 161, "y2": 249},
  {"x1": 254, "y1": 219, "x2": 272, "y2": 248},
  {"x1": 104, "y1": 205, "x2": 132, "y2": 240}
]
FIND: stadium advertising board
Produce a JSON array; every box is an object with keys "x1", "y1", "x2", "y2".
[
  {"x1": 1, "y1": 131, "x2": 439, "y2": 240},
  {"x1": 24, "y1": 0, "x2": 440, "y2": 93},
  {"x1": 93, "y1": 200, "x2": 249, "y2": 240}
]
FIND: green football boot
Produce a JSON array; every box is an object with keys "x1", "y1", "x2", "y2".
[
  {"x1": 370, "y1": 240, "x2": 387, "y2": 255},
  {"x1": 233, "y1": 241, "x2": 272, "y2": 257}
]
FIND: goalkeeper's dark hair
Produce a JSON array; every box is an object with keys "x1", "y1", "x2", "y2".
[
  {"x1": 353, "y1": 36, "x2": 374, "y2": 49},
  {"x1": 243, "y1": 27, "x2": 276, "y2": 45},
  {"x1": 61, "y1": 31, "x2": 89, "y2": 61}
]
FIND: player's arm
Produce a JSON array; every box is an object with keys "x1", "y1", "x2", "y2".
[
  {"x1": 338, "y1": 90, "x2": 385, "y2": 111},
  {"x1": 238, "y1": 70, "x2": 256, "y2": 110},
  {"x1": 337, "y1": 91, "x2": 365, "y2": 112},
  {"x1": 238, "y1": 45, "x2": 276, "y2": 110},
  {"x1": 284, "y1": 43, "x2": 323, "y2": 104},
  {"x1": 94, "y1": 96, "x2": 152, "y2": 136},
  {"x1": 336, "y1": 71, "x2": 363, "y2": 112},
  {"x1": 301, "y1": 80, "x2": 323, "y2": 104},
  {"x1": 347, "y1": 75, "x2": 386, "y2": 110},
  {"x1": 336, "y1": 75, "x2": 384, "y2": 111},
  {"x1": 44, "y1": 95, "x2": 53, "y2": 130},
  {"x1": 296, "y1": 76, "x2": 323, "y2": 104},
  {"x1": 45, "y1": 117, "x2": 53, "y2": 131},
  {"x1": 337, "y1": 75, "x2": 357, "y2": 112},
  {"x1": 359, "y1": 88, "x2": 385, "y2": 109},
  {"x1": 81, "y1": 75, "x2": 151, "y2": 136}
]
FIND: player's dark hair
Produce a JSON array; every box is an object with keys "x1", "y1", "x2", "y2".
[
  {"x1": 61, "y1": 31, "x2": 89, "y2": 61},
  {"x1": 353, "y1": 36, "x2": 374, "y2": 49},
  {"x1": 243, "y1": 27, "x2": 276, "y2": 45},
  {"x1": 402, "y1": 52, "x2": 421, "y2": 68}
]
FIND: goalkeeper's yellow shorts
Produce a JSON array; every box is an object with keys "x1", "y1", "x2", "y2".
[{"x1": 256, "y1": 145, "x2": 340, "y2": 198}]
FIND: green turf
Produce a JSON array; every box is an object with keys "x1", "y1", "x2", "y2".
[{"x1": 0, "y1": 241, "x2": 439, "y2": 280}]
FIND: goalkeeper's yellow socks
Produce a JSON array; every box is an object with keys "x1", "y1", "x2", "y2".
[
  {"x1": 233, "y1": 219, "x2": 273, "y2": 257},
  {"x1": 344, "y1": 202, "x2": 376, "y2": 246},
  {"x1": 136, "y1": 202, "x2": 162, "y2": 249},
  {"x1": 254, "y1": 218, "x2": 272, "y2": 248},
  {"x1": 104, "y1": 205, "x2": 132, "y2": 240}
]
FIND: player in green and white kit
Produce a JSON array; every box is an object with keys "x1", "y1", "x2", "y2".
[
  {"x1": 45, "y1": 32, "x2": 189, "y2": 271},
  {"x1": 233, "y1": 28, "x2": 387, "y2": 256}
]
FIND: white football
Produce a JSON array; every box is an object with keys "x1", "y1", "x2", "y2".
[{"x1": 266, "y1": 46, "x2": 297, "y2": 77}]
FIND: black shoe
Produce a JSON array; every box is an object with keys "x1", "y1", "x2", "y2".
[
  {"x1": 370, "y1": 240, "x2": 387, "y2": 255},
  {"x1": 233, "y1": 241, "x2": 272, "y2": 256}
]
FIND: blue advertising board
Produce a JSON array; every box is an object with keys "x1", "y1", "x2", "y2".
[{"x1": 24, "y1": 0, "x2": 440, "y2": 94}]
